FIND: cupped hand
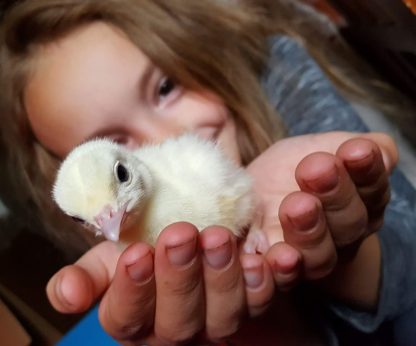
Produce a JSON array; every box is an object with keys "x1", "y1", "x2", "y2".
[
  {"x1": 47, "y1": 222, "x2": 274, "y2": 344},
  {"x1": 46, "y1": 131, "x2": 398, "y2": 344},
  {"x1": 247, "y1": 131, "x2": 397, "y2": 306}
]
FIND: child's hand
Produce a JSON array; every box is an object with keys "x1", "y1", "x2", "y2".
[
  {"x1": 45, "y1": 131, "x2": 397, "y2": 344},
  {"x1": 248, "y1": 132, "x2": 398, "y2": 307},
  {"x1": 46, "y1": 220, "x2": 275, "y2": 345}
]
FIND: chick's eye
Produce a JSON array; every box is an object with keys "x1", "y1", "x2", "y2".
[{"x1": 115, "y1": 162, "x2": 130, "y2": 183}]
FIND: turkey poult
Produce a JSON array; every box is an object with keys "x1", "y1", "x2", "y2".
[{"x1": 52, "y1": 134, "x2": 257, "y2": 247}]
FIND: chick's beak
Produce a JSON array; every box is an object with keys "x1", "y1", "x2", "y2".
[{"x1": 94, "y1": 205, "x2": 127, "y2": 242}]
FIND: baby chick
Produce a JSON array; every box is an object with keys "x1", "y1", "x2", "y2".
[{"x1": 53, "y1": 134, "x2": 255, "y2": 245}]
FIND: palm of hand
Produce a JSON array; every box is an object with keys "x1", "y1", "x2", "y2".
[{"x1": 246, "y1": 132, "x2": 375, "y2": 246}]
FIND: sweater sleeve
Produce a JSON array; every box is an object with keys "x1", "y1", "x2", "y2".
[{"x1": 261, "y1": 35, "x2": 416, "y2": 332}]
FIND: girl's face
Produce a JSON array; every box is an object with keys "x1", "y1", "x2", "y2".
[{"x1": 25, "y1": 22, "x2": 241, "y2": 163}]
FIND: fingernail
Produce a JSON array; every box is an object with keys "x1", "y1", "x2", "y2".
[
  {"x1": 305, "y1": 165, "x2": 339, "y2": 193},
  {"x1": 287, "y1": 204, "x2": 320, "y2": 231},
  {"x1": 345, "y1": 150, "x2": 379, "y2": 182},
  {"x1": 204, "y1": 240, "x2": 232, "y2": 269},
  {"x1": 271, "y1": 251, "x2": 300, "y2": 275},
  {"x1": 167, "y1": 237, "x2": 197, "y2": 266},
  {"x1": 56, "y1": 275, "x2": 73, "y2": 307},
  {"x1": 346, "y1": 149, "x2": 374, "y2": 168},
  {"x1": 126, "y1": 251, "x2": 154, "y2": 283},
  {"x1": 243, "y1": 265, "x2": 264, "y2": 289}
]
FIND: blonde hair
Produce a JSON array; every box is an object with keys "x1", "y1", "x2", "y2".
[
  {"x1": 3, "y1": 0, "x2": 412, "y2": 255},
  {"x1": 0, "y1": 0, "x2": 283, "y2": 253}
]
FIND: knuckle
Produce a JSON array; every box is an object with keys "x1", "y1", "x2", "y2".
[
  {"x1": 333, "y1": 223, "x2": 367, "y2": 248},
  {"x1": 327, "y1": 204, "x2": 368, "y2": 247},
  {"x1": 303, "y1": 240, "x2": 338, "y2": 280},
  {"x1": 212, "y1": 271, "x2": 243, "y2": 295},
  {"x1": 248, "y1": 293, "x2": 275, "y2": 315},
  {"x1": 359, "y1": 177, "x2": 390, "y2": 203},
  {"x1": 322, "y1": 188, "x2": 355, "y2": 212},
  {"x1": 167, "y1": 275, "x2": 201, "y2": 297}
]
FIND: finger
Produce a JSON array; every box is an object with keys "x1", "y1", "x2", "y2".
[
  {"x1": 240, "y1": 253, "x2": 275, "y2": 317},
  {"x1": 265, "y1": 242, "x2": 302, "y2": 291},
  {"x1": 336, "y1": 138, "x2": 390, "y2": 232},
  {"x1": 153, "y1": 222, "x2": 204, "y2": 343},
  {"x1": 306, "y1": 131, "x2": 398, "y2": 171},
  {"x1": 295, "y1": 152, "x2": 368, "y2": 247},
  {"x1": 46, "y1": 240, "x2": 121, "y2": 313},
  {"x1": 279, "y1": 191, "x2": 337, "y2": 280},
  {"x1": 98, "y1": 242, "x2": 156, "y2": 343},
  {"x1": 199, "y1": 226, "x2": 245, "y2": 340}
]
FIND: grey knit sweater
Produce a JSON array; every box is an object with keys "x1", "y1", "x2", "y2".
[{"x1": 262, "y1": 35, "x2": 416, "y2": 346}]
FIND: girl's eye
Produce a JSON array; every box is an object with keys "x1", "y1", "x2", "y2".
[
  {"x1": 153, "y1": 74, "x2": 182, "y2": 108},
  {"x1": 158, "y1": 77, "x2": 176, "y2": 99}
]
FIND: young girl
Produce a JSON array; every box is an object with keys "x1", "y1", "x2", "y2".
[{"x1": 0, "y1": 0, "x2": 413, "y2": 345}]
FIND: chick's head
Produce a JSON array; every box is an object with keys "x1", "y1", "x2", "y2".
[{"x1": 52, "y1": 138, "x2": 152, "y2": 241}]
